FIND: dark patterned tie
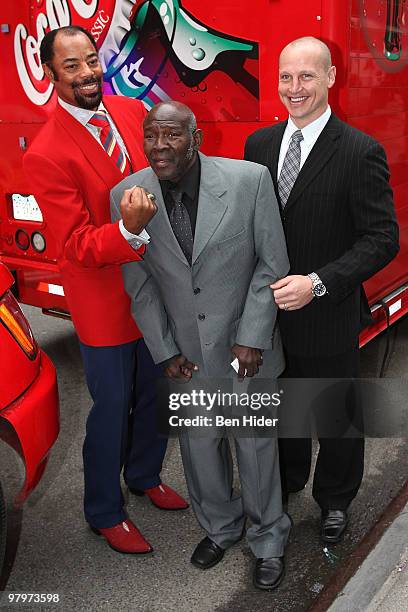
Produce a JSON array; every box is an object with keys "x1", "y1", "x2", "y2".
[
  {"x1": 88, "y1": 110, "x2": 132, "y2": 175},
  {"x1": 278, "y1": 130, "x2": 304, "y2": 208},
  {"x1": 169, "y1": 189, "x2": 193, "y2": 264}
]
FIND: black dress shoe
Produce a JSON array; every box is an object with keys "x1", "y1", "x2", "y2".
[
  {"x1": 321, "y1": 509, "x2": 348, "y2": 544},
  {"x1": 253, "y1": 557, "x2": 285, "y2": 591},
  {"x1": 190, "y1": 537, "x2": 225, "y2": 569}
]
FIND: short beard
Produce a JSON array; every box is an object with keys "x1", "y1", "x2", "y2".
[{"x1": 72, "y1": 77, "x2": 103, "y2": 110}]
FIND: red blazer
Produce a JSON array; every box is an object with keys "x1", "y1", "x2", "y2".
[{"x1": 24, "y1": 96, "x2": 147, "y2": 346}]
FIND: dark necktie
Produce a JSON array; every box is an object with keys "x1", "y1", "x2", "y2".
[
  {"x1": 278, "y1": 129, "x2": 304, "y2": 208},
  {"x1": 169, "y1": 188, "x2": 193, "y2": 264},
  {"x1": 88, "y1": 110, "x2": 132, "y2": 175}
]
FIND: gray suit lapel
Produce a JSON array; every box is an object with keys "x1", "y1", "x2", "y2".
[
  {"x1": 270, "y1": 122, "x2": 287, "y2": 192},
  {"x1": 192, "y1": 153, "x2": 228, "y2": 263}
]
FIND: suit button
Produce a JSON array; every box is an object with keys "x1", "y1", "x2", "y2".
[
  {"x1": 198, "y1": 313, "x2": 205, "y2": 320},
  {"x1": 194, "y1": 287, "x2": 201, "y2": 295}
]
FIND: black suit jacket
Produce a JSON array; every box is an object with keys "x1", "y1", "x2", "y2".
[{"x1": 244, "y1": 114, "x2": 399, "y2": 357}]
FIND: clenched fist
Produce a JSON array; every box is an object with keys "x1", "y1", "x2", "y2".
[{"x1": 120, "y1": 186, "x2": 158, "y2": 234}]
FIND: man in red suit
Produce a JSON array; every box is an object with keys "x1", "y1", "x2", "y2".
[{"x1": 24, "y1": 26, "x2": 188, "y2": 554}]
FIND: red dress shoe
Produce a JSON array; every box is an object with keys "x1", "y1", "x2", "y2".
[
  {"x1": 91, "y1": 519, "x2": 153, "y2": 554},
  {"x1": 129, "y1": 483, "x2": 189, "y2": 511}
]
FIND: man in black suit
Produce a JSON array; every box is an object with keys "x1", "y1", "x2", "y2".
[{"x1": 244, "y1": 36, "x2": 399, "y2": 543}]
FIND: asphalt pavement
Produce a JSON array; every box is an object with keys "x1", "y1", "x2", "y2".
[{"x1": 2, "y1": 307, "x2": 408, "y2": 612}]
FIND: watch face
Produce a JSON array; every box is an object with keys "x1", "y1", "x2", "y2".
[
  {"x1": 314, "y1": 283, "x2": 326, "y2": 297},
  {"x1": 360, "y1": 0, "x2": 408, "y2": 73}
]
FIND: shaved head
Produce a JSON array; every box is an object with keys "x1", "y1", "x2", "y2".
[
  {"x1": 280, "y1": 37, "x2": 332, "y2": 71},
  {"x1": 278, "y1": 36, "x2": 336, "y2": 128}
]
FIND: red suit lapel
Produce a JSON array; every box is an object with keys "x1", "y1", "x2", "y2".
[
  {"x1": 104, "y1": 96, "x2": 148, "y2": 173},
  {"x1": 53, "y1": 97, "x2": 147, "y2": 188}
]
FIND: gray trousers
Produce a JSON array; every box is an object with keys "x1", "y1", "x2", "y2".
[{"x1": 179, "y1": 430, "x2": 291, "y2": 558}]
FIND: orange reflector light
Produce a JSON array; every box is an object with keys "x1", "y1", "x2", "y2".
[{"x1": 0, "y1": 293, "x2": 37, "y2": 359}]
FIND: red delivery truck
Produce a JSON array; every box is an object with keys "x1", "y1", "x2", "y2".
[{"x1": 0, "y1": 0, "x2": 407, "y2": 346}]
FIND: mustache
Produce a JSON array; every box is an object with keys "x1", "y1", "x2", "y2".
[{"x1": 72, "y1": 77, "x2": 101, "y2": 90}]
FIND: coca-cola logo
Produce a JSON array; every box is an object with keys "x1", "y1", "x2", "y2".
[
  {"x1": 14, "y1": 0, "x2": 111, "y2": 106},
  {"x1": 13, "y1": 0, "x2": 260, "y2": 122}
]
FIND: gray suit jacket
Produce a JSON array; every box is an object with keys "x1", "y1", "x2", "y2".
[{"x1": 111, "y1": 153, "x2": 289, "y2": 377}]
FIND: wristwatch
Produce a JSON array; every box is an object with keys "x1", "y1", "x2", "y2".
[{"x1": 307, "y1": 272, "x2": 327, "y2": 298}]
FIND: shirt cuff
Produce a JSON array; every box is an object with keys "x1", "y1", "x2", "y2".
[{"x1": 119, "y1": 219, "x2": 150, "y2": 250}]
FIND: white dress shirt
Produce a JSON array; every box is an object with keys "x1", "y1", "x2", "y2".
[
  {"x1": 58, "y1": 97, "x2": 150, "y2": 249},
  {"x1": 277, "y1": 105, "x2": 332, "y2": 179}
]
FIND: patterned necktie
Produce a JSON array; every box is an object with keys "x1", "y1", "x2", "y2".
[
  {"x1": 88, "y1": 110, "x2": 132, "y2": 175},
  {"x1": 169, "y1": 188, "x2": 193, "y2": 264},
  {"x1": 278, "y1": 129, "x2": 304, "y2": 208}
]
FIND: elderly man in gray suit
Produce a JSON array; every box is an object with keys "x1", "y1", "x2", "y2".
[{"x1": 110, "y1": 101, "x2": 291, "y2": 590}]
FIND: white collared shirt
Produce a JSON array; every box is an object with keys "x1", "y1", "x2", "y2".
[
  {"x1": 58, "y1": 97, "x2": 149, "y2": 248},
  {"x1": 277, "y1": 105, "x2": 332, "y2": 179}
]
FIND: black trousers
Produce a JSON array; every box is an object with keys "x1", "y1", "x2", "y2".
[{"x1": 278, "y1": 348, "x2": 364, "y2": 511}]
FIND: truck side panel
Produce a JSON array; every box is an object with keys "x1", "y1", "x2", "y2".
[{"x1": 0, "y1": 0, "x2": 407, "y2": 343}]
